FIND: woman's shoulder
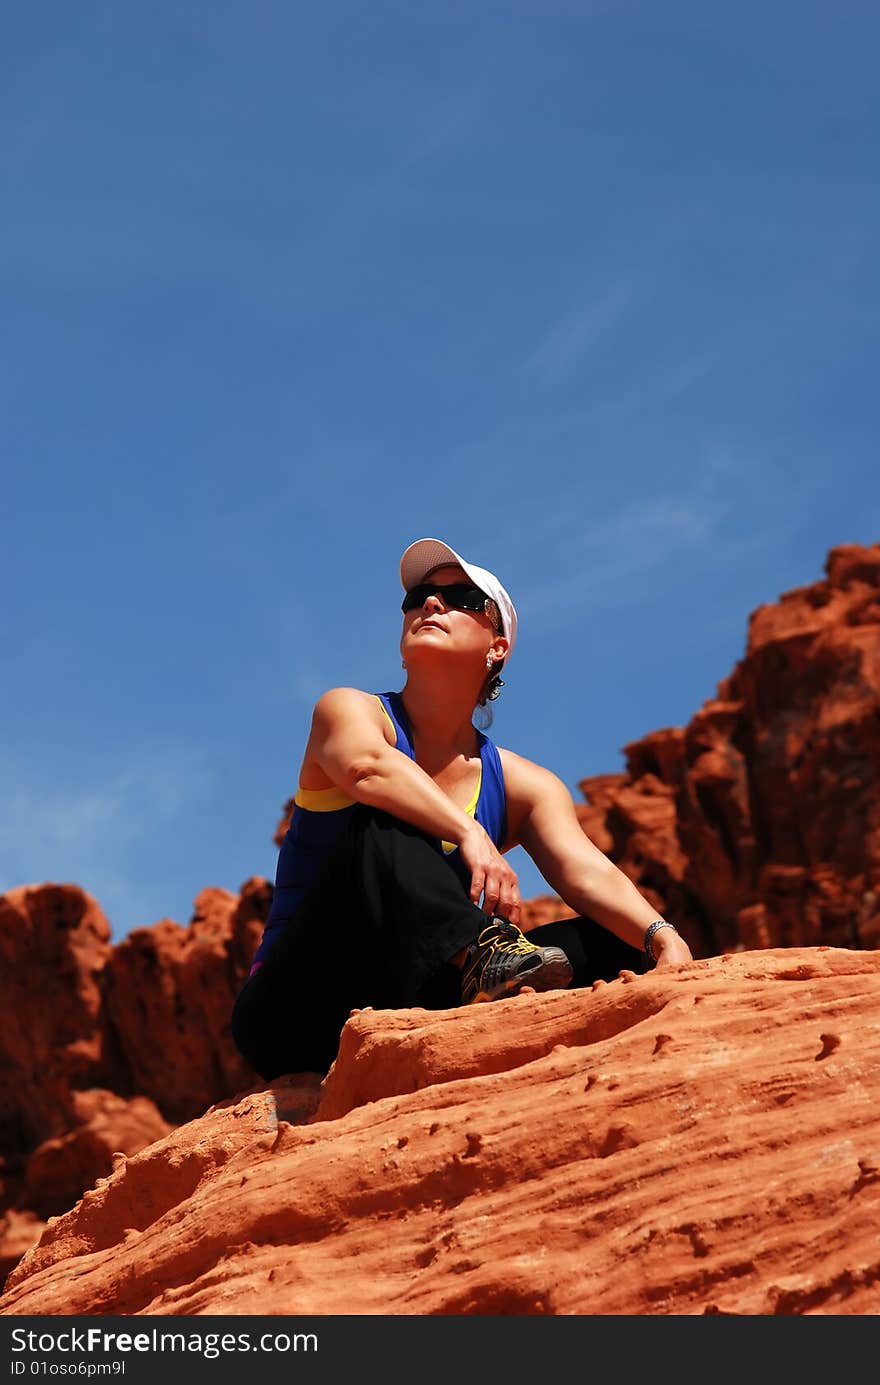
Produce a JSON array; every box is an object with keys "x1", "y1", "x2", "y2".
[
  {"x1": 312, "y1": 685, "x2": 383, "y2": 713},
  {"x1": 495, "y1": 746, "x2": 574, "y2": 849},
  {"x1": 300, "y1": 688, "x2": 396, "y2": 783},
  {"x1": 497, "y1": 745, "x2": 570, "y2": 801},
  {"x1": 309, "y1": 686, "x2": 393, "y2": 735}
]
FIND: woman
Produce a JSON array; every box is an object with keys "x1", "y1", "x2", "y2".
[{"x1": 231, "y1": 537, "x2": 693, "y2": 1079}]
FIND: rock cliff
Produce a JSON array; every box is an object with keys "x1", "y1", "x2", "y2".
[{"x1": 573, "y1": 543, "x2": 880, "y2": 958}]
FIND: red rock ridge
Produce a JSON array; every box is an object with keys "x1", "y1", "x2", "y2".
[
  {"x1": 2, "y1": 947, "x2": 878, "y2": 1316},
  {"x1": 573, "y1": 543, "x2": 880, "y2": 959}
]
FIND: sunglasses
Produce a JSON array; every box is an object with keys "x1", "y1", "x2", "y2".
[{"x1": 401, "y1": 582, "x2": 495, "y2": 619}]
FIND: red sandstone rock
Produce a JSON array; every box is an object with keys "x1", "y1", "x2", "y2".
[
  {"x1": 102, "y1": 882, "x2": 266, "y2": 1124},
  {"x1": 2, "y1": 948, "x2": 878, "y2": 1316},
  {"x1": 578, "y1": 543, "x2": 880, "y2": 958},
  {"x1": 0, "y1": 1212, "x2": 44, "y2": 1284},
  {"x1": 0, "y1": 885, "x2": 115, "y2": 1146},
  {"x1": 23, "y1": 1090, "x2": 171, "y2": 1219},
  {"x1": 0, "y1": 883, "x2": 123, "y2": 1243},
  {"x1": 0, "y1": 880, "x2": 270, "y2": 1282},
  {"x1": 519, "y1": 894, "x2": 578, "y2": 929}
]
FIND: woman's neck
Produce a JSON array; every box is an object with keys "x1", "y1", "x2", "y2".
[{"x1": 399, "y1": 675, "x2": 481, "y2": 760}]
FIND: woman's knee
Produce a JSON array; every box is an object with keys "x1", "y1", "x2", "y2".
[
  {"x1": 232, "y1": 960, "x2": 352, "y2": 1080},
  {"x1": 231, "y1": 977, "x2": 274, "y2": 1077}
]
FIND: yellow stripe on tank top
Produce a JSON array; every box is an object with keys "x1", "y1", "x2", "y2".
[
  {"x1": 294, "y1": 784, "x2": 356, "y2": 811},
  {"x1": 442, "y1": 764, "x2": 482, "y2": 854},
  {"x1": 293, "y1": 700, "x2": 396, "y2": 812},
  {"x1": 375, "y1": 694, "x2": 399, "y2": 743}
]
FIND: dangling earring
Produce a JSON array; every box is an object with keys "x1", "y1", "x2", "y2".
[
  {"x1": 487, "y1": 675, "x2": 505, "y2": 700},
  {"x1": 485, "y1": 652, "x2": 504, "y2": 701},
  {"x1": 402, "y1": 659, "x2": 407, "y2": 669}
]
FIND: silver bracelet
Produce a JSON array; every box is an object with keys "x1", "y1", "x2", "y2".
[{"x1": 644, "y1": 920, "x2": 678, "y2": 963}]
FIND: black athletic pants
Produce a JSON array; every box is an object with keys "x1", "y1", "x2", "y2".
[{"x1": 230, "y1": 803, "x2": 647, "y2": 1079}]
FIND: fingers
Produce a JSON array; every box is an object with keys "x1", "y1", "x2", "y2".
[
  {"x1": 479, "y1": 866, "x2": 497, "y2": 917},
  {"x1": 469, "y1": 867, "x2": 486, "y2": 909},
  {"x1": 498, "y1": 879, "x2": 522, "y2": 927},
  {"x1": 479, "y1": 865, "x2": 521, "y2": 923},
  {"x1": 464, "y1": 832, "x2": 520, "y2": 923}
]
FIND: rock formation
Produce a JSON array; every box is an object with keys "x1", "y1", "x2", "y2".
[
  {"x1": 1, "y1": 541, "x2": 878, "y2": 1305},
  {"x1": 2, "y1": 947, "x2": 879, "y2": 1316},
  {"x1": 574, "y1": 543, "x2": 880, "y2": 959},
  {"x1": 0, "y1": 881, "x2": 271, "y2": 1281}
]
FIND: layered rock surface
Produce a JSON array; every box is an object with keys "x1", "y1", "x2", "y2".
[{"x1": 2, "y1": 947, "x2": 879, "y2": 1316}]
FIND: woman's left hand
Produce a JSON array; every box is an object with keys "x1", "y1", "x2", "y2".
[
  {"x1": 459, "y1": 821, "x2": 523, "y2": 926},
  {"x1": 651, "y1": 928, "x2": 694, "y2": 968}
]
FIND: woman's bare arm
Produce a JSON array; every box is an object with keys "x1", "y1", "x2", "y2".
[
  {"x1": 306, "y1": 688, "x2": 523, "y2": 922},
  {"x1": 502, "y1": 749, "x2": 693, "y2": 968}
]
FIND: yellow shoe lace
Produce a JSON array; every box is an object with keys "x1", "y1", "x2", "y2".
[{"x1": 476, "y1": 924, "x2": 537, "y2": 958}]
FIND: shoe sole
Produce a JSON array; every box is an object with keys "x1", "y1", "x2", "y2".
[{"x1": 466, "y1": 953, "x2": 574, "y2": 1005}]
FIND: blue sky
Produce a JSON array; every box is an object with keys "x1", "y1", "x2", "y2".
[{"x1": 3, "y1": 1, "x2": 878, "y2": 941}]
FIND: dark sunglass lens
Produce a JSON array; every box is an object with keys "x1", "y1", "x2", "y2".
[
  {"x1": 401, "y1": 584, "x2": 429, "y2": 612},
  {"x1": 449, "y1": 584, "x2": 486, "y2": 611},
  {"x1": 401, "y1": 582, "x2": 489, "y2": 614}
]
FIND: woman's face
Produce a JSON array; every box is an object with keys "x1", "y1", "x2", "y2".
[{"x1": 400, "y1": 564, "x2": 508, "y2": 670}]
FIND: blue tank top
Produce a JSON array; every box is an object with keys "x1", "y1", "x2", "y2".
[{"x1": 250, "y1": 690, "x2": 507, "y2": 970}]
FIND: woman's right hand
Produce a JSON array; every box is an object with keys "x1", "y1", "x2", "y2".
[{"x1": 459, "y1": 822, "x2": 522, "y2": 926}]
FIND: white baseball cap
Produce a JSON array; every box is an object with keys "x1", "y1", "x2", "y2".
[{"x1": 399, "y1": 537, "x2": 518, "y2": 661}]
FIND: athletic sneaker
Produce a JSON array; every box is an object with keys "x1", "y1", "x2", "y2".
[{"x1": 461, "y1": 917, "x2": 574, "y2": 1005}]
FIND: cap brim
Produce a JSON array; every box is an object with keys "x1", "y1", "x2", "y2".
[{"x1": 400, "y1": 538, "x2": 473, "y2": 592}]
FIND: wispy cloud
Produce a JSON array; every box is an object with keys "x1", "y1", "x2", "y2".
[
  {"x1": 525, "y1": 277, "x2": 650, "y2": 380},
  {"x1": 399, "y1": 90, "x2": 484, "y2": 170},
  {"x1": 520, "y1": 491, "x2": 728, "y2": 617},
  {"x1": 515, "y1": 430, "x2": 844, "y2": 638}
]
